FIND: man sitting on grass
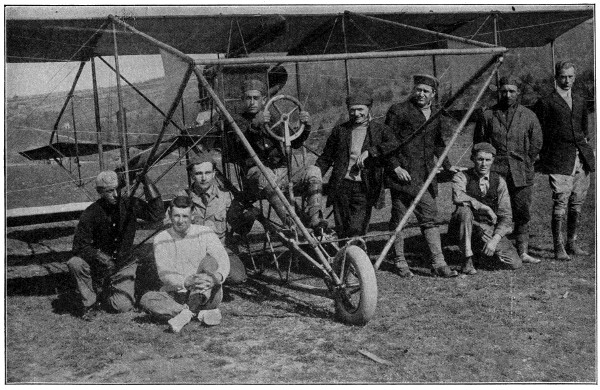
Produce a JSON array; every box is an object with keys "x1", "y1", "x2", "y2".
[
  {"x1": 448, "y1": 142, "x2": 522, "y2": 275},
  {"x1": 140, "y1": 196, "x2": 230, "y2": 333}
]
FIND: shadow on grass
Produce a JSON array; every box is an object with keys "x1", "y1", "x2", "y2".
[
  {"x1": 7, "y1": 225, "x2": 75, "y2": 242},
  {"x1": 7, "y1": 272, "x2": 73, "y2": 296},
  {"x1": 226, "y1": 278, "x2": 333, "y2": 321}
]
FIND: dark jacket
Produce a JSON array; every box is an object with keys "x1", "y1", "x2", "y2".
[
  {"x1": 315, "y1": 120, "x2": 399, "y2": 205},
  {"x1": 474, "y1": 103, "x2": 543, "y2": 187},
  {"x1": 384, "y1": 100, "x2": 452, "y2": 197},
  {"x1": 534, "y1": 91, "x2": 595, "y2": 174},
  {"x1": 72, "y1": 196, "x2": 164, "y2": 268},
  {"x1": 227, "y1": 112, "x2": 311, "y2": 171}
]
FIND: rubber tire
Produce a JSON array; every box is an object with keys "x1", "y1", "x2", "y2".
[{"x1": 333, "y1": 245, "x2": 377, "y2": 325}]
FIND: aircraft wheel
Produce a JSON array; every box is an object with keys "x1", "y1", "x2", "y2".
[{"x1": 333, "y1": 245, "x2": 377, "y2": 325}]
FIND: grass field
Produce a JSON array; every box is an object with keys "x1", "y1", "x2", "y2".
[{"x1": 6, "y1": 127, "x2": 596, "y2": 382}]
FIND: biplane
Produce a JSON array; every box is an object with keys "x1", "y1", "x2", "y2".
[{"x1": 5, "y1": 5, "x2": 593, "y2": 324}]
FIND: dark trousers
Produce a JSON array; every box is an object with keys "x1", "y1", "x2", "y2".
[
  {"x1": 389, "y1": 188, "x2": 438, "y2": 230},
  {"x1": 506, "y1": 176, "x2": 532, "y2": 243},
  {"x1": 332, "y1": 179, "x2": 372, "y2": 238}
]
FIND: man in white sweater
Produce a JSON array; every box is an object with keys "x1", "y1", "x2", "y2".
[{"x1": 140, "y1": 196, "x2": 230, "y2": 333}]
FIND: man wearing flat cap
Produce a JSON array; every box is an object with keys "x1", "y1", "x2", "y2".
[
  {"x1": 226, "y1": 79, "x2": 327, "y2": 232},
  {"x1": 534, "y1": 61, "x2": 594, "y2": 261},
  {"x1": 67, "y1": 170, "x2": 164, "y2": 320},
  {"x1": 175, "y1": 153, "x2": 247, "y2": 284},
  {"x1": 475, "y1": 75, "x2": 543, "y2": 264},
  {"x1": 384, "y1": 73, "x2": 459, "y2": 278},
  {"x1": 448, "y1": 143, "x2": 522, "y2": 274},
  {"x1": 315, "y1": 92, "x2": 399, "y2": 238}
]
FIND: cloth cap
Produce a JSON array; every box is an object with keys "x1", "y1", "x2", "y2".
[
  {"x1": 498, "y1": 75, "x2": 520, "y2": 89},
  {"x1": 472, "y1": 142, "x2": 497, "y2": 157},
  {"x1": 413, "y1": 74, "x2": 439, "y2": 90},
  {"x1": 95, "y1": 170, "x2": 119, "y2": 188},
  {"x1": 241, "y1": 79, "x2": 267, "y2": 95},
  {"x1": 187, "y1": 153, "x2": 216, "y2": 170},
  {"x1": 346, "y1": 92, "x2": 373, "y2": 107}
]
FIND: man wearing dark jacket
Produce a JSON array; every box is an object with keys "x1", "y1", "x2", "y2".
[
  {"x1": 67, "y1": 171, "x2": 164, "y2": 320},
  {"x1": 315, "y1": 92, "x2": 399, "y2": 238},
  {"x1": 227, "y1": 79, "x2": 326, "y2": 231},
  {"x1": 385, "y1": 74, "x2": 459, "y2": 278},
  {"x1": 474, "y1": 76, "x2": 543, "y2": 264},
  {"x1": 534, "y1": 61, "x2": 595, "y2": 260}
]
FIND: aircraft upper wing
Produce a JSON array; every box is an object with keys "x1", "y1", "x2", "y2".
[{"x1": 6, "y1": 7, "x2": 593, "y2": 63}]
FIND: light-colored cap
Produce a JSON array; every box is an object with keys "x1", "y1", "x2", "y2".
[{"x1": 95, "y1": 170, "x2": 119, "y2": 188}]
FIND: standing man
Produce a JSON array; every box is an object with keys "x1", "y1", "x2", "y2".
[
  {"x1": 315, "y1": 92, "x2": 399, "y2": 239},
  {"x1": 534, "y1": 61, "x2": 595, "y2": 260},
  {"x1": 178, "y1": 153, "x2": 247, "y2": 284},
  {"x1": 140, "y1": 196, "x2": 230, "y2": 333},
  {"x1": 385, "y1": 74, "x2": 459, "y2": 278},
  {"x1": 67, "y1": 171, "x2": 164, "y2": 320},
  {"x1": 474, "y1": 76, "x2": 543, "y2": 264},
  {"x1": 449, "y1": 143, "x2": 522, "y2": 274},
  {"x1": 227, "y1": 79, "x2": 326, "y2": 231}
]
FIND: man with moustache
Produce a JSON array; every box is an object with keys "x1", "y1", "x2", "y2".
[
  {"x1": 535, "y1": 61, "x2": 595, "y2": 261},
  {"x1": 385, "y1": 74, "x2": 459, "y2": 278},
  {"x1": 449, "y1": 143, "x2": 522, "y2": 275},
  {"x1": 67, "y1": 170, "x2": 164, "y2": 320},
  {"x1": 315, "y1": 92, "x2": 399, "y2": 238},
  {"x1": 474, "y1": 76, "x2": 543, "y2": 264}
]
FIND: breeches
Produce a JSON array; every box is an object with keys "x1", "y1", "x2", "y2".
[
  {"x1": 332, "y1": 179, "x2": 372, "y2": 238},
  {"x1": 449, "y1": 206, "x2": 522, "y2": 269},
  {"x1": 549, "y1": 156, "x2": 590, "y2": 215},
  {"x1": 389, "y1": 188, "x2": 438, "y2": 230},
  {"x1": 245, "y1": 165, "x2": 323, "y2": 196},
  {"x1": 67, "y1": 256, "x2": 137, "y2": 312}
]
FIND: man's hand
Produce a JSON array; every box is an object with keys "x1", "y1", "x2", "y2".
[
  {"x1": 299, "y1": 111, "x2": 311, "y2": 125},
  {"x1": 394, "y1": 166, "x2": 411, "y2": 182},
  {"x1": 482, "y1": 234, "x2": 501, "y2": 256},
  {"x1": 259, "y1": 110, "x2": 270, "y2": 124},
  {"x1": 184, "y1": 273, "x2": 215, "y2": 291},
  {"x1": 481, "y1": 205, "x2": 497, "y2": 225},
  {"x1": 97, "y1": 251, "x2": 116, "y2": 274},
  {"x1": 356, "y1": 150, "x2": 369, "y2": 169}
]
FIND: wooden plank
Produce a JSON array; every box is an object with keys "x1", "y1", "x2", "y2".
[{"x1": 6, "y1": 202, "x2": 92, "y2": 227}]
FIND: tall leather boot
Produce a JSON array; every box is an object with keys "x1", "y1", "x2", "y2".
[
  {"x1": 423, "y1": 227, "x2": 457, "y2": 278},
  {"x1": 391, "y1": 232, "x2": 413, "y2": 278},
  {"x1": 516, "y1": 239, "x2": 541, "y2": 264},
  {"x1": 566, "y1": 210, "x2": 589, "y2": 255},
  {"x1": 552, "y1": 214, "x2": 571, "y2": 261},
  {"x1": 305, "y1": 182, "x2": 328, "y2": 231}
]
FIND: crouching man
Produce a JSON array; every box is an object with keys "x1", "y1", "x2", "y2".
[
  {"x1": 140, "y1": 196, "x2": 230, "y2": 333},
  {"x1": 68, "y1": 170, "x2": 164, "y2": 320},
  {"x1": 448, "y1": 143, "x2": 522, "y2": 275}
]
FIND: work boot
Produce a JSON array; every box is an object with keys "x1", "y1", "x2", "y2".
[
  {"x1": 566, "y1": 210, "x2": 589, "y2": 256},
  {"x1": 461, "y1": 256, "x2": 477, "y2": 275},
  {"x1": 168, "y1": 307, "x2": 194, "y2": 333},
  {"x1": 393, "y1": 257, "x2": 414, "y2": 278},
  {"x1": 305, "y1": 182, "x2": 328, "y2": 232},
  {"x1": 517, "y1": 240, "x2": 541, "y2": 264},
  {"x1": 198, "y1": 308, "x2": 222, "y2": 326},
  {"x1": 552, "y1": 214, "x2": 571, "y2": 261},
  {"x1": 423, "y1": 227, "x2": 458, "y2": 278}
]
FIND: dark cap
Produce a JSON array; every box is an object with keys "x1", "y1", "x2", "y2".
[
  {"x1": 413, "y1": 74, "x2": 439, "y2": 90},
  {"x1": 472, "y1": 142, "x2": 497, "y2": 157},
  {"x1": 498, "y1": 75, "x2": 520, "y2": 89},
  {"x1": 346, "y1": 92, "x2": 373, "y2": 107},
  {"x1": 241, "y1": 79, "x2": 267, "y2": 95}
]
